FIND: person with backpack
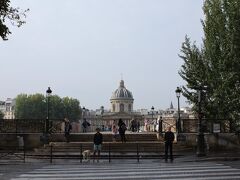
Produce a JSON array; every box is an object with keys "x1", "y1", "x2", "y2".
[
  {"x1": 118, "y1": 119, "x2": 127, "y2": 143},
  {"x1": 82, "y1": 118, "x2": 90, "y2": 133},
  {"x1": 64, "y1": 118, "x2": 72, "y2": 143}
]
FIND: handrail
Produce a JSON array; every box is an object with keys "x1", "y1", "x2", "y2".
[{"x1": 48, "y1": 142, "x2": 163, "y2": 164}]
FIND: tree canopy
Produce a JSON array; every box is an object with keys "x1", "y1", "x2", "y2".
[
  {"x1": 179, "y1": 0, "x2": 240, "y2": 127},
  {"x1": 0, "y1": 0, "x2": 28, "y2": 40},
  {"x1": 14, "y1": 93, "x2": 81, "y2": 121}
]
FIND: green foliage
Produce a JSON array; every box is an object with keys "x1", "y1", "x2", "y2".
[
  {"x1": 15, "y1": 93, "x2": 81, "y2": 121},
  {"x1": 179, "y1": 0, "x2": 240, "y2": 125},
  {"x1": 0, "y1": 0, "x2": 29, "y2": 40}
]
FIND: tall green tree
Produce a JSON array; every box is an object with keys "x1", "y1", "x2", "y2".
[
  {"x1": 62, "y1": 97, "x2": 81, "y2": 121},
  {"x1": 15, "y1": 93, "x2": 81, "y2": 121},
  {"x1": 179, "y1": 0, "x2": 240, "y2": 127},
  {"x1": 0, "y1": 0, "x2": 29, "y2": 40},
  {"x1": 15, "y1": 94, "x2": 45, "y2": 119}
]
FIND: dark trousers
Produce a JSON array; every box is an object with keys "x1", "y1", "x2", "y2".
[
  {"x1": 165, "y1": 142, "x2": 173, "y2": 160},
  {"x1": 65, "y1": 132, "x2": 70, "y2": 142},
  {"x1": 120, "y1": 133, "x2": 126, "y2": 142}
]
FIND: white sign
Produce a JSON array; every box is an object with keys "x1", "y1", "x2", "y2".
[{"x1": 213, "y1": 123, "x2": 220, "y2": 133}]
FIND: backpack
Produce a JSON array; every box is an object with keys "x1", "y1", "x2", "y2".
[{"x1": 121, "y1": 124, "x2": 127, "y2": 131}]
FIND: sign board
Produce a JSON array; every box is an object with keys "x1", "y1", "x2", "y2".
[
  {"x1": 177, "y1": 134, "x2": 186, "y2": 142},
  {"x1": 213, "y1": 123, "x2": 221, "y2": 133}
]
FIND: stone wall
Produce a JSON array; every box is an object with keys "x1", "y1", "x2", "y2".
[
  {"x1": 0, "y1": 132, "x2": 239, "y2": 151},
  {"x1": 181, "y1": 133, "x2": 240, "y2": 151}
]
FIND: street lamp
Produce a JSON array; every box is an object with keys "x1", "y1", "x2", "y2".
[
  {"x1": 100, "y1": 106, "x2": 104, "y2": 131},
  {"x1": 150, "y1": 106, "x2": 155, "y2": 132},
  {"x1": 158, "y1": 116, "x2": 163, "y2": 134},
  {"x1": 175, "y1": 87, "x2": 182, "y2": 133},
  {"x1": 82, "y1": 106, "x2": 86, "y2": 120},
  {"x1": 196, "y1": 88, "x2": 206, "y2": 156},
  {"x1": 151, "y1": 106, "x2": 154, "y2": 122},
  {"x1": 46, "y1": 87, "x2": 52, "y2": 134}
]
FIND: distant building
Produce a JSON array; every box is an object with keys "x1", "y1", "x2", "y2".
[
  {"x1": 81, "y1": 80, "x2": 195, "y2": 132},
  {"x1": 0, "y1": 98, "x2": 15, "y2": 119},
  {"x1": 110, "y1": 80, "x2": 134, "y2": 113}
]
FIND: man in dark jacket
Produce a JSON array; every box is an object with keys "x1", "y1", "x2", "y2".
[
  {"x1": 164, "y1": 127, "x2": 175, "y2": 162},
  {"x1": 118, "y1": 119, "x2": 127, "y2": 143},
  {"x1": 93, "y1": 128, "x2": 103, "y2": 162},
  {"x1": 64, "y1": 118, "x2": 72, "y2": 143}
]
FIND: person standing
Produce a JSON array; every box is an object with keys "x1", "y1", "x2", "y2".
[
  {"x1": 64, "y1": 118, "x2": 72, "y2": 143},
  {"x1": 93, "y1": 128, "x2": 103, "y2": 162},
  {"x1": 164, "y1": 127, "x2": 175, "y2": 162},
  {"x1": 82, "y1": 118, "x2": 90, "y2": 133},
  {"x1": 112, "y1": 122, "x2": 118, "y2": 142},
  {"x1": 118, "y1": 119, "x2": 127, "y2": 143},
  {"x1": 137, "y1": 121, "x2": 140, "y2": 132}
]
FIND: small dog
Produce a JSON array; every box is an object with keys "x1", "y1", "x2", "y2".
[{"x1": 82, "y1": 150, "x2": 91, "y2": 162}]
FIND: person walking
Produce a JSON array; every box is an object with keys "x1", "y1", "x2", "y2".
[
  {"x1": 118, "y1": 119, "x2": 127, "y2": 143},
  {"x1": 112, "y1": 122, "x2": 118, "y2": 142},
  {"x1": 164, "y1": 127, "x2": 175, "y2": 162},
  {"x1": 64, "y1": 118, "x2": 72, "y2": 143},
  {"x1": 93, "y1": 128, "x2": 103, "y2": 162}
]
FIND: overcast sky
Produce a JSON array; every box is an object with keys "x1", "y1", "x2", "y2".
[{"x1": 0, "y1": 0, "x2": 204, "y2": 111}]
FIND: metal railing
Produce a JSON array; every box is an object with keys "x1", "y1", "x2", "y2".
[
  {"x1": 48, "y1": 142, "x2": 164, "y2": 164},
  {"x1": 0, "y1": 118, "x2": 236, "y2": 134}
]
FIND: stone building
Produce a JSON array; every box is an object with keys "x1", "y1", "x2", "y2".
[
  {"x1": 0, "y1": 98, "x2": 15, "y2": 119},
  {"x1": 110, "y1": 80, "x2": 134, "y2": 113}
]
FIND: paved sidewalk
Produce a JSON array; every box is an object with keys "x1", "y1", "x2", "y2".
[{"x1": 174, "y1": 151, "x2": 240, "y2": 163}]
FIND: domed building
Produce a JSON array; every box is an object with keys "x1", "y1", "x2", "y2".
[
  {"x1": 99, "y1": 80, "x2": 142, "y2": 129},
  {"x1": 110, "y1": 80, "x2": 134, "y2": 113}
]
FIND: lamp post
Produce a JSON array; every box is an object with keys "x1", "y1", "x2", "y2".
[
  {"x1": 151, "y1": 106, "x2": 154, "y2": 120},
  {"x1": 100, "y1": 106, "x2": 104, "y2": 131},
  {"x1": 175, "y1": 87, "x2": 182, "y2": 133},
  {"x1": 196, "y1": 88, "x2": 206, "y2": 156},
  {"x1": 82, "y1": 106, "x2": 86, "y2": 120},
  {"x1": 150, "y1": 106, "x2": 155, "y2": 132},
  {"x1": 46, "y1": 87, "x2": 52, "y2": 134},
  {"x1": 158, "y1": 116, "x2": 162, "y2": 135}
]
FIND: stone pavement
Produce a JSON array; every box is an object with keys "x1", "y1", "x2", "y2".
[
  {"x1": 1, "y1": 152, "x2": 240, "y2": 180},
  {"x1": 175, "y1": 151, "x2": 240, "y2": 163},
  {"x1": 2, "y1": 160, "x2": 240, "y2": 180}
]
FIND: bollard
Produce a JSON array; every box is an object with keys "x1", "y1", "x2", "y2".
[
  {"x1": 137, "y1": 143, "x2": 139, "y2": 163},
  {"x1": 108, "y1": 143, "x2": 111, "y2": 163},
  {"x1": 80, "y1": 144, "x2": 82, "y2": 163},
  {"x1": 23, "y1": 144, "x2": 26, "y2": 163},
  {"x1": 50, "y1": 144, "x2": 53, "y2": 164}
]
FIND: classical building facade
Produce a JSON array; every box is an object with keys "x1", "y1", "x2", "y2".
[
  {"x1": 110, "y1": 80, "x2": 134, "y2": 113},
  {"x1": 80, "y1": 80, "x2": 195, "y2": 133}
]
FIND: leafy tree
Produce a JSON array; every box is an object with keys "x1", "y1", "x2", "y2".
[
  {"x1": 62, "y1": 97, "x2": 81, "y2": 121},
  {"x1": 0, "y1": 0, "x2": 29, "y2": 40},
  {"x1": 15, "y1": 94, "x2": 45, "y2": 119},
  {"x1": 14, "y1": 93, "x2": 81, "y2": 121},
  {"x1": 179, "y1": 0, "x2": 240, "y2": 128}
]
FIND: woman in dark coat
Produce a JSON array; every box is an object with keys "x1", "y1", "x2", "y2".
[{"x1": 118, "y1": 119, "x2": 127, "y2": 143}]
